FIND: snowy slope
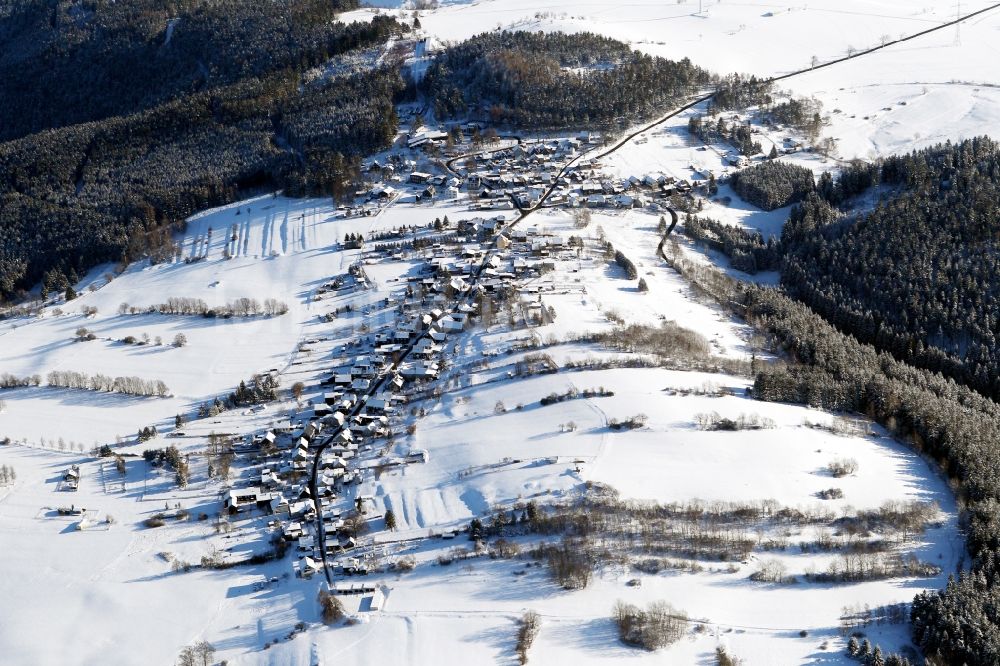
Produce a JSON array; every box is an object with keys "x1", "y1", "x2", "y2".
[{"x1": 352, "y1": 0, "x2": 1000, "y2": 159}]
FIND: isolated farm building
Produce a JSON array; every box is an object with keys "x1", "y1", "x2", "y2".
[
  {"x1": 63, "y1": 466, "x2": 80, "y2": 490},
  {"x1": 407, "y1": 449, "x2": 429, "y2": 464}
]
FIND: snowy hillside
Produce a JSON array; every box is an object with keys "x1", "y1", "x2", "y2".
[
  {"x1": 1, "y1": 2, "x2": 992, "y2": 665},
  {"x1": 353, "y1": 0, "x2": 1000, "y2": 159}
]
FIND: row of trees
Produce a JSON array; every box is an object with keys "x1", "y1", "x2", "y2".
[
  {"x1": 0, "y1": 373, "x2": 40, "y2": 388},
  {"x1": 121, "y1": 296, "x2": 288, "y2": 317},
  {"x1": 46, "y1": 370, "x2": 169, "y2": 398},
  {"x1": 613, "y1": 249, "x2": 638, "y2": 280},
  {"x1": 0, "y1": 465, "x2": 16, "y2": 486}
]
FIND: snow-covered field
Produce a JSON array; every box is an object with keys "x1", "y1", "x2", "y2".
[
  {"x1": 0, "y1": 192, "x2": 962, "y2": 665},
  {"x1": 0, "y1": 195, "x2": 478, "y2": 445},
  {"x1": 0, "y1": 446, "x2": 316, "y2": 666}
]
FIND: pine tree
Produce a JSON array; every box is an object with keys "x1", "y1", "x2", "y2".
[
  {"x1": 847, "y1": 636, "x2": 860, "y2": 657},
  {"x1": 469, "y1": 517, "x2": 484, "y2": 541},
  {"x1": 525, "y1": 500, "x2": 539, "y2": 528},
  {"x1": 384, "y1": 509, "x2": 397, "y2": 531},
  {"x1": 769, "y1": 144, "x2": 779, "y2": 159}
]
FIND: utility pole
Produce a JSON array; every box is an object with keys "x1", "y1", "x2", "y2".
[{"x1": 956, "y1": 0, "x2": 962, "y2": 46}]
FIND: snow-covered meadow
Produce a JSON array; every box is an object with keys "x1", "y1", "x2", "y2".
[
  {"x1": 0, "y1": 195, "x2": 476, "y2": 446},
  {"x1": 0, "y1": 191, "x2": 963, "y2": 665}
]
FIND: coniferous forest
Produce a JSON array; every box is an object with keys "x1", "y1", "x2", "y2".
[
  {"x1": 781, "y1": 137, "x2": 1000, "y2": 403},
  {"x1": 421, "y1": 31, "x2": 710, "y2": 129},
  {"x1": 684, "y1": 136, "x2": 1000, "y2": 664},
  {"x1": 0, "y1": 0, "x2": 372, "y2": 141},
  {"x1": 0, "y1": 3, "x2": 407, "y2": 299}
]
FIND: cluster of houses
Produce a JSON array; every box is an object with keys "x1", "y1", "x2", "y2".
[
  {"x1": 218, "y1": 258, "x2": 491, "y2": 578},
  {"x1": 211, "y1": 129, "x2": 714, "y2": 590},
  {"x1": 358, "y1": 128, "x2": 702, "y2": 219}
]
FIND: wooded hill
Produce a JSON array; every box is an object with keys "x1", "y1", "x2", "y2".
[
  {"x1": 0, "y1": 0, "x2": 372, "y2": 141},
  {"x1": 0, "y1": 4, "x2": 407, "y2": 300},
  {"x1": 782, "y1": 137, "x2": 1000, "y2": 403},
  {"x1": 421, "y1": 31, "x2": 710, "y2": 129}
]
